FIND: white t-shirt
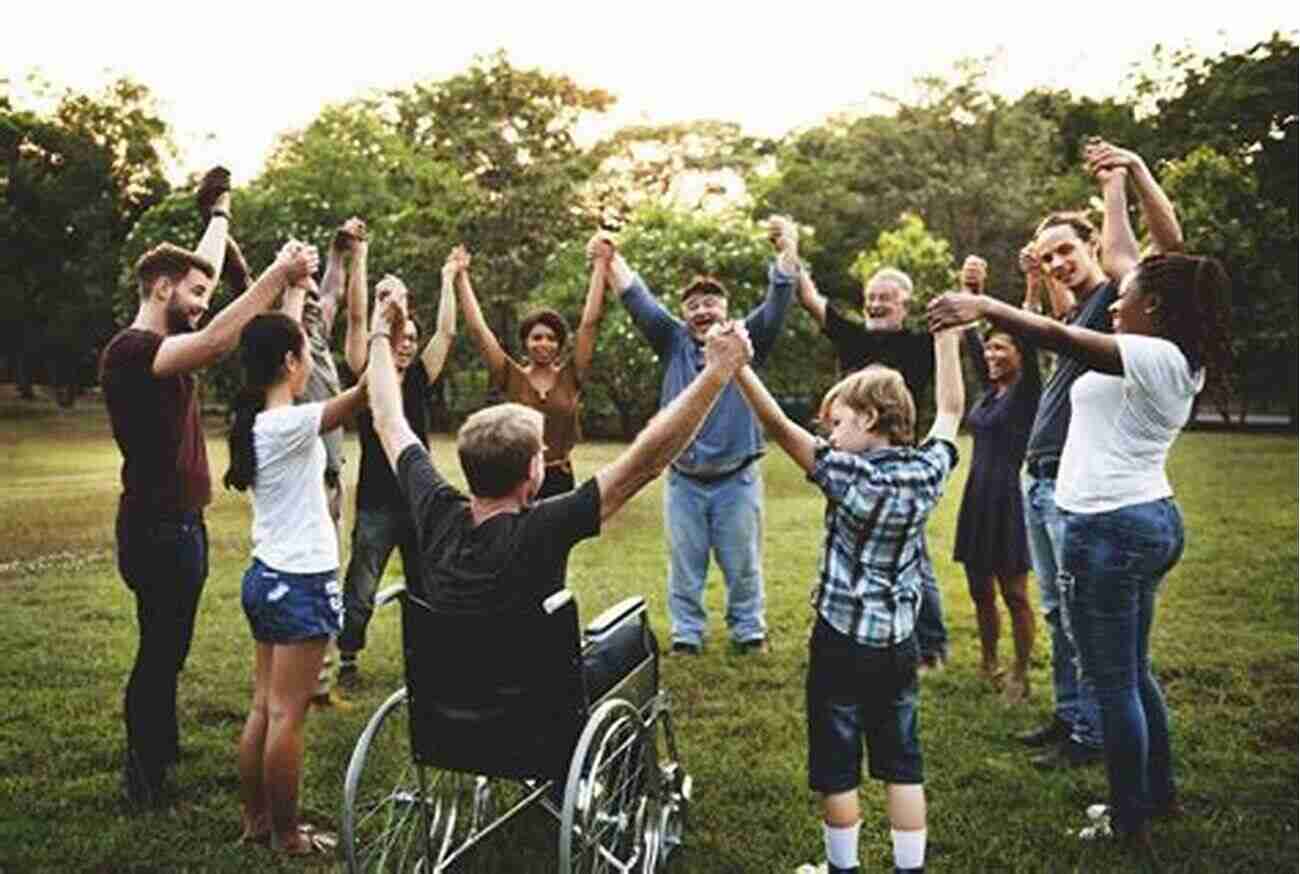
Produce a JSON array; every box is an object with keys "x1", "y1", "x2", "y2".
[
  {"x1": 251, "y1": 402, "x2": 338, "y2": 573},
  {"x1": 1055, "y1": 335, "x2": 1203, "y2": 514}
]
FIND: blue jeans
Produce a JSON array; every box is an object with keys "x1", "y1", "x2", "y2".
[
  {"x1": 115, "y1": 505, "x2": 208, "y2": 784},
  {"x1": 338, "y1": 506, "x2": 420, "y2": 655},
  {"x1": 1023, "y1": 473, "x2": 1102, "y2": 748},
  {"x1": 1063, "y1": 498, "x2": 1184, "y2": 834},
  {"x1": 915, "y1": 531, "x2": 948, "y2": 662},
  {"x1": 664, "y1": 465, "x2": 766, "y2": 646}
]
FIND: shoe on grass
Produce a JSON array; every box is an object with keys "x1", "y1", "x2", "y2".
[
  {"x1": 1031, "y1": 738, "x2": 1104, "y2": 769},
  {"x1": 1015, "y1": 716, "x2": 1070, "y2": 747},
  {"x1": 668, "y1": 641, "x2": 700, "y2": 657}
]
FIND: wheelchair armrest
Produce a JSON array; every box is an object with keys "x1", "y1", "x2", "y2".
[
  {"x1": 584, "y1": 596, "x2": 645, "y2": 639},
  {"x1": 542, "y1": 589, "x2": 575, "y2": 615}
]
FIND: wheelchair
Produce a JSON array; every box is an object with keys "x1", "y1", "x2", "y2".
[{"x1": 341, "y1": 586, "x2": 692, "y2": 873}]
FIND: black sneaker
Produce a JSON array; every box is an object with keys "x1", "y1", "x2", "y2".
[
  {"x1": 1015, "y1": 716, "x2": 1071, "y2": 747},
  {"x1": 736, "y1": 638, "x2": 770, "y2": 655},
  {"x1": 1031, "y1": 738, "x2": 1104, "y2": 770},
  {"x1": 668, "y1": 641, "x2": 700, "y2": 657}
]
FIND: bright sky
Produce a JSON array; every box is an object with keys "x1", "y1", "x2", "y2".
[{"x1": 6, "y1": 1, "x2": 1295, "y2": 183}]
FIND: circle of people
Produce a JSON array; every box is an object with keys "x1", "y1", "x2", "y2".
[{"x1": 100, "y1": 138, "x2": 1231, "y2": 869}]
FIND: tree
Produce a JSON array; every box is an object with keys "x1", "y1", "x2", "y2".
[{"x1": 1, "y1": 76, "x2": 171, "y2": 405}]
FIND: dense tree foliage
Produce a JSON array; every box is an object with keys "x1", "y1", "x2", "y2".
[{"x1": 4, "y1": 37, "x2": 1294, "y2": 426}]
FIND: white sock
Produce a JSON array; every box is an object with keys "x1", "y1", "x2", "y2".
[
  {"x1": 823, "y1": 821, "x2": 860, "y2": 869},
  {"x1": 892, "y1": 828, "x2": 927, "y2": 870}
]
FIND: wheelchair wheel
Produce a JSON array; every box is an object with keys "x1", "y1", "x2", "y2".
[
  {"x1": 559, "y1": 698, "x2": 653, "y2": 873},
  {"x1": 649, "y1": 708, "x2": 690, "y2": 870},
  {"x1": 342, "y1": 688, "x2": 427, "y2": 873}
]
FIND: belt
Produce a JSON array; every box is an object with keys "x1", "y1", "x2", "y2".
[
  {"x1": 1026, "y1": 456, "x2": 1059, "y2": 479},
  {"x1": 673, "y1": 455, "x2": 758, "y2": 484}
]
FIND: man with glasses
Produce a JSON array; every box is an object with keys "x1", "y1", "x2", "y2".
[{"x1": 610, "y1": 218, "x2": 798, "y2": 655}]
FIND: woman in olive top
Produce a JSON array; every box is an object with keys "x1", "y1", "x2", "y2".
[{"x1": 452, "y1": 236, "x2": 612, "y2": 499}]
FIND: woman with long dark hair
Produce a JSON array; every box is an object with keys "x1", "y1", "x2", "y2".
[
  {"x1": 452, "y1": 235, "x2": 612, "y2": 499},
  {"x1": 225, "y1": 289, "x2": 369, "y2": 856},
  {"x1": 951, "y1": 254, "x2": 1043, "y2": 704},
  {"x1": 930, "y1": 158, "x2": 1232, "y2": 850}
]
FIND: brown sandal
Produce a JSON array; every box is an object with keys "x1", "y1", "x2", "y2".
[{"x1": 274, "y1": 823, "x2": 338, "y2": 857}]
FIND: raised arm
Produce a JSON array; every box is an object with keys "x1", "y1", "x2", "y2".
[
  {"x1": 736, "y1": 365, "x2": 816, "y2": 474},
  {"x1": 420, "y1": 250, "x2": 462, "y2": 382},
  {"x1": 795, "y1": 270, "x2": 828, "y2": 328},
  {"x1": 574, "y1": 233, "x2": 615, "y2": 381},
  {"x1": 321, "y1": 374, "x2": 368, "y2": 433},
  {"x1": 1087, "y1": 141, "x2": 1183, "y2": 280},
  {"x1": 318, "y1": 218, "x2": 364, "y2": 333},
  {"x1": 594, "y1": 323, "x2": 753, "y2": 521},
  {"x1": 367, "y1": 300, "x2": 421, "y2": 471},
  {"x1": 280, "y1": 281, "x2": 308, "y2": 323},
  {"x1": 610, "y1": 253, "x2": 678, "y2": 355},
  {"x1": 745, "y1": 216, "x2": 800, "y2": 360},
  {"x1": 152, "y1": 244, "x2": 316, "y2": 377},
  {"x1": 343, "y1": 234, "x2": 371, "y2": 374},
  {"x1": 927, "y1": 290, "x2": 1121, "y2": 376},
  {"x1": 929, "y1": 328, "x2": 964, "y2": 442},
  {"x1": 453, "y1": 250, "x2": 508, "y2": 380}
]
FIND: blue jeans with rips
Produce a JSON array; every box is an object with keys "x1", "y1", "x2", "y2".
[
  {"x1": 338, "y1": 506, "x2": 420, "y2": 656},
  {"x1": 1062, "y1": 497, "x2": 1184, "y2": 834},
  {"x1": 664, "y1": 465, "x2": 766, "y2": 647},
  {"x1": 1023, "y1": 473, "x2": 1103, "y2": 748}
]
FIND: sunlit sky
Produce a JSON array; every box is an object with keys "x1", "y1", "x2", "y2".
[{"x1": 6, "y1": 2, "x2": 1295, "y2": 183}]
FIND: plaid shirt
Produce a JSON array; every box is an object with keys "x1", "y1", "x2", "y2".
[{"x1": 809, "y1": 436, "x2": 958, "y2": 647}]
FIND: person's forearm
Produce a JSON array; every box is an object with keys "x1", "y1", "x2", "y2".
[
  {"x1": 1044, "y1": 279, "x2": 1077, "y2": 320},
  {"x1": 797, "y1": 271, "x2": 828, "y2": 326},
  {"x1": 747, "y1": 264, "x2": 797, "y2": 358},
  {"x1": 194, "y1": 215, "x2": 228, "y2": 280},
  {"x1": 736, "y1": 366, "x2": 815, "y2": 472},
  {"x1": 978, "y1": 296, "x2": 1119, "y2": 373},
  {"x1": 281, "y1": 284, "x2": 307, "y2": 322},
  {"x1": 368, "y1": 333, "x2": 419, "y2": 467},
  {"x1": 200, "y1": 262, "x2": 292, "y2": 353},
  {"x1": 574, "y1": 264, "x2": 608, "y2": 375},
  {"x1": 962, "y1": 325, "x2": 989, "y2": 387},
  {"x1": 318, "y1": 250, "x2": 345, "y2": 330},
  {"x1": 933, "y1": 330, "x2": 964, "y2": 419},
  {"x1": 420, "y1": 277, "x2": 459, "y2": 381},
  {"x1": 1129, "y1": 159, "x2": 1184, "y2": 254},
  {"x1": 607, "y1": 255, "x2": 635, "y2": 294},
  {"x1": 343, "y1": 246, "x2": 369, "y2": 373},
  {"x1": 1101, "y1": 175, "x2": 1140, "y2": 280},
  {"x1": 454, "y1": 272, "x2": 506, "y2": 373}
]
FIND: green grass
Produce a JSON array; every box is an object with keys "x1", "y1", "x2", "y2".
[{"x1": 0, "y1": 394, "x2": 1296, "y2": 873}]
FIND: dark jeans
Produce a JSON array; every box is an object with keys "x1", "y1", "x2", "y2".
[
  {"x1": 339, "y1": 506, "x2": 420, "y2": 655},
  {"x1": 915, "y1": 532, "x2": 948, "y2": 661},
  {"x1": 115, "y1": 505, "x2": 208, "y2": 784},
  {"x1": 1062, "y1": 498, "x2": 1184, "y2": 833}
]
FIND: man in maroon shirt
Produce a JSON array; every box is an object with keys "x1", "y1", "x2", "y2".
[{"x1": 101, "y1": 186, "x2": 316, "y2": 809}]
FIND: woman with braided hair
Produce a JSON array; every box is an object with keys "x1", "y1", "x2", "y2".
[{"x1": 931, "y1": 244, "x2": 1232, "y2": 851}]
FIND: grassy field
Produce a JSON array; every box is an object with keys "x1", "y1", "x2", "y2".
[{"x1": 0, "y1": 394, "x2": 1296, "y2": 873}]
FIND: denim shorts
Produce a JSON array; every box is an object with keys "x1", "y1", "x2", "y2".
[
  {"x1": 806, "y1": 618, "x2": 923, "y2": 792},
  {"x1": 241, "y1": 558, "x2": 342, "y2": 644}
]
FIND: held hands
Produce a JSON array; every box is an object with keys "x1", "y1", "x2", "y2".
[
  {"x1": 332, "y1": 217, "x2": 368, "y2": 255},
  {"x1": 703, "y1": 320, "x2": 753, "y2": 374},
  {"x1": 960, "y1": 255, "x2": 988, "y2": 294},
  {"x1": 442, "y1": 245, "x2": 470, "y2": 283},
  {"x1": 276, "y1": 239, "x2": 319, "y2": 287},
  {"x1": 766, "y1": 215, "x2": 799, "y2": 271},
  {"x1": 1083, "y1": 137, "x2": 1135, "y2": 187},
  {"x1": 585, "y1": 231, "x2": 616, "y2": 268},
  {"x1": 375, "y1": 274, "x2": 410, "y2": 311},
  {"x1": 369, "y1": 288, "x2": 407, "y2": 340},
  {"x1": 926, "y1": 292, "x2": 984, "y2": 334}
]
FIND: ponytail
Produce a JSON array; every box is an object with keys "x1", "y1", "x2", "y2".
[
  {"x1": 222, "y1": 312, "x2": 306, "y2": 491},
  {"x1": 224, "y1": 385, "x2": 265, "y2": 491}
]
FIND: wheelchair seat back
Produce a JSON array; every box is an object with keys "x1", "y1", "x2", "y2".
[{"x1": 399, "y1": 591, "x2": 587, "y2": 780}]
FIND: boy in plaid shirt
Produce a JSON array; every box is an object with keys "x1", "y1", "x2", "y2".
[{"x1": 736, "y1": 328, "x2": 964, "y2": 874}]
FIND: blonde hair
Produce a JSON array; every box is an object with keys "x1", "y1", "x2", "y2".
[
  {"x1": 456, "y1": 403, "x2": 544, "y2": 498},
  {"x1": 820, "y1": 365, "x2": 916, "y2": 446}
]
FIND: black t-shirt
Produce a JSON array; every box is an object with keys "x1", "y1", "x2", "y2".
[
  {"x1": 823, "y1": 306, "x2": 934, "y2": 402},
  {"x1": 356, "y1": 359, "x2": 431, "y2": 511},
  {"x1": 396, "y1": 444, "x2": 601, "y2": 615}
]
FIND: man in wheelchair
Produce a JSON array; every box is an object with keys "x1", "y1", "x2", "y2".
[{"x1": 354, "y1": 296, "x2": 750, "y2": 871}]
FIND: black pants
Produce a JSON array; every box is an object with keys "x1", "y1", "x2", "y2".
[{"x1": 116, "y1": 505, "x2": 208, "y2": 784}]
